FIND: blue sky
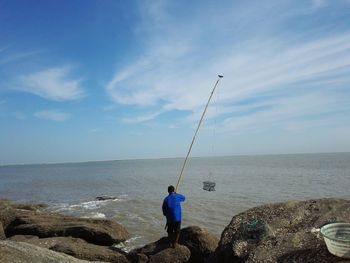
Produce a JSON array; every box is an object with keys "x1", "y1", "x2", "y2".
[{"x1": 0, "y1": 0, "x2": 350, "y2": 164}]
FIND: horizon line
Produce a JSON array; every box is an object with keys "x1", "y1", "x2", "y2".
[{"x1": 1, "y1": 151, "x2": 349, "y2": 167}]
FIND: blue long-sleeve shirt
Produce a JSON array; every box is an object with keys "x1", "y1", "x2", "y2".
[{"x1": 162, "y1": 192, "x2": 185, "y2": 223}]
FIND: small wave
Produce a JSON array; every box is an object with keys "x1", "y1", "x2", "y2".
[
  {"x1": 81, "y1": 212, "x2": 106, "y2": 219},
  {"x1": 70, "y1": 200, "x2": 110, "y2": 210},
  {"x1": 54, "y1": 197, "x2": 125, "y2": 211},
  {"x1": 49, "y1": 203, "x2": 72, "y2": 213},
  {"x1": 48, "y1": 196, "x2": 127, "y2": 214},
  {"x1": 125, "y1": 212, "x2": 146, "y2": 222},
  {"x1": 115, "y1": 236, "x2": 142, "y2": 252}
]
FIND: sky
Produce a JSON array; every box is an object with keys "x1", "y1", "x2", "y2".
[{"x1": 0, "y1": 0, "x2": 350, "y2": 165}]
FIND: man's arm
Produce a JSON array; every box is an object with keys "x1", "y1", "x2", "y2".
[
  {"x1": 177, "y1": 193, "x2": 185, "y2": 202},
  {"x1": 162, "y1": 199, "x2": 167, "y2": 216}
]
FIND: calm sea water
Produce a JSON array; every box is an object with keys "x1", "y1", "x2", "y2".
[{"x1": 0, "y1": 153, "x2": 349, "y2": 250}]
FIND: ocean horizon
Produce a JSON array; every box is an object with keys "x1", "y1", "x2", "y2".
[{"x1": 1, "y1": 151, "x2": 349, "y2": 166}]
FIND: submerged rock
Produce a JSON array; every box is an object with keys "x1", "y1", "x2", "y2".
[
  {"x1": 209, "y1": 198, "x2": 350, "y2": 263},
  {"x1": 96, "y1": 195, "x2": 119, "y2": 201}
]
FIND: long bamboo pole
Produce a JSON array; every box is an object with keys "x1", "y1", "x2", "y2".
[{"x1": 175, "y1": 75, "x2": 223, "y2": 192}]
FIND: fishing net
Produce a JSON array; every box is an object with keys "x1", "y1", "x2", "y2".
[{"x1": 239, "y1": 219, "x2": 266, "y2": 240}]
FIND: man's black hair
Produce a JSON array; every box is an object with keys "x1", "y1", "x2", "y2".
[{"x1": 168, "y1": 185, "x2": 175, "y2": 193}]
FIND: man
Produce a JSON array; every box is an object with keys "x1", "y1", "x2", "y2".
[{"x1": 162, "y1": 185, "x2": 186, "y2": 248}]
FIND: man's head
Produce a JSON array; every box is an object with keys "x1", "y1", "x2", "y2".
[{"x1": 168, "y1": 185, "x2": 175, "y2": 193}]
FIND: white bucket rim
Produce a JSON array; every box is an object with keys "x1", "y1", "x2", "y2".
[{"x1": 320, "y1": 222, "x2": 350, "y2": 243}]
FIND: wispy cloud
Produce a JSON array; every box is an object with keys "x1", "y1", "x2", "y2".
[
  {"x1": 106, "y1": 0, "x2": 350, "y2": 131},
  {"x1": 89, "y1": 128, "x2": 102, "y2": 133},
  {"x1": 17, "y1": 66, "x2": 85, "y2": 101},
  {"x1": 34, "y1": 110, "x2": 71, "y2": 122},
  {"x1": 13, "y1": 111, "x2": 26, "y2": 120},
  {"x1": 0, "y1": 50, "x2": 44, "y2": 65},
  {"x1": 218, "y1": 89, "x2": 350, "y2": 134},
  {"x1": 311, "y1": 0, "x2": 328, "y2": 9},
  {"x1": 121, "y1": 110, "x2": 164, "y2": 123}
]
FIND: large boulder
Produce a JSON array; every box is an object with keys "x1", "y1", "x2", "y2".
[
  {"x1": 129, "y1": 237, "x2": 170, "y2": 262},
  {"x1": 0, "y1": 199, "x2": 47, "y2": 230},
  {"x1": 5, "y1": 210, "x2": 129, "y2": 246},
  {"x1": 209, "y1": 198, "x2": 350, "y2": 263},
  {"x1": 130, "y1": 226, "x2": 217, "y2": 263},
  {"x1": 129, "y1": 237, "x2": 190, "y2": 262},
  {"x1": 148, "y1": 245, "x2": 191, "y2": 263},
  {"x1": 50, "y1": 237, "x2": 129, "y2": 263},
  {"x1": 0, "y1": 240, "x2": 106, "y2": 263},
  {"x1": 179, "y1": 226, "x2": 218, "y2": 263},
  {"x1": 9, "y1": 235, "x2": 129, "y2": 263}
]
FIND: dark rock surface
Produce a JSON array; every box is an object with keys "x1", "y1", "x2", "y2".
[{"x1": 209, "y1": 198, "x2": 350, "y2": 263}]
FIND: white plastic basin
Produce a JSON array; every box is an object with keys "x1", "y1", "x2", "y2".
[{"x1": 320, "y1": 223, "x2": 350, "y2": 259}]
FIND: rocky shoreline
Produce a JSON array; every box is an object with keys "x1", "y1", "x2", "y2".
[{"x1": 1, "y1": 198, "x2": 350, "y2": 263}]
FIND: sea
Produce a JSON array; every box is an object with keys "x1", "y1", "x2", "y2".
[{"x1": 0, "y1": 152, "x2": 349, "y2": 251}]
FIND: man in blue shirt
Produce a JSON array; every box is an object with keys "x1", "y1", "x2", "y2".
[{"x1": 162, "y1": 185, "x2": 186, "y2": 248}]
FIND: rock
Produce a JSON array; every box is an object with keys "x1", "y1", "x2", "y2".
[
  {"x1": 129, "y1": 237, "x2": 170, "y2": 262},
  {"x1": 0, "y1": 199, "x2": 17, "y2": 229},
  {"x1": 179, "y1": 226, "x2": 218, "y2": 263},
  {"x1": 130, "y1": 237, "x2": 170, "y2": 257},
  {"x1": 129, "y1": 238, "x2": 191, "y2": 262},
  {"x1": 209, "y1": 198, "x2": 350, "y2": 263},
  {"x1": 0, "y1": 240, "x2": 106, "y2": 263},
  {"x1": 13, "y1": 203, "x2": 48, "y2": 211},
  {"x1": 0, "y1": 222, "x2": 5, "y2": 240},
  {"x1": 8, "y1": 235, "x2": 40, "y2": 243},
  {"x1": 8, "y1": 235, "x2": 130, "y2": 262},
  {"x1": 50, "y1": 237, "x2": 129, "y2": 263},
  {"x1": 130, "y1": 226, "x2": 217, "y2": 263},
  {"x1": 0, "y1": 199, "x2": 46, "y2": 229},
  {"x1": 131, "y1": 253, "x2": 149, "y2": 263},
  {"x1": 96, "y1": 195, "x2": 118, "y2": 201},
  {"x1": 148, "y1": 245, "x2": 191, "y2": 263},
  {"x1": 6, "y1": 210, "x2": 129, "y2": 246}
]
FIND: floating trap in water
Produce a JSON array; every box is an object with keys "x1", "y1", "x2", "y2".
[{"x1": 203, "y1": 181, "x2": 216, "y2": 191}]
